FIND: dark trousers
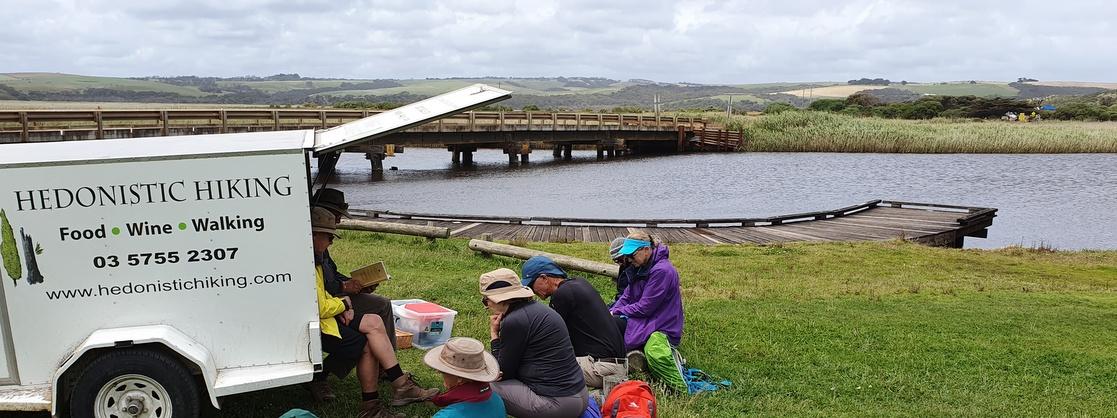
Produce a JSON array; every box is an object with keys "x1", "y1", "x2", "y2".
[
  {"x1": 320, "y1": 325, "x2": 367, "y2": 378},
  {"x1": 350, "y1": 292, "x2": 397, "y2": 349}
]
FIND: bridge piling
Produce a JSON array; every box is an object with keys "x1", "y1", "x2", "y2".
[{"x1": 552, "y1": 144, "x2": 562, "y2": 158}]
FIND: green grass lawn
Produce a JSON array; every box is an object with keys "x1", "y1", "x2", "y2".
[{"x1": 203, "y1": 233, "x2": 1116, "y2": 417}]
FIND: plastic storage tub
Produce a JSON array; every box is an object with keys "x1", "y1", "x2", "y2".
[{"x1": 391, "y1": 299, "x2": 457, "y2": 350}]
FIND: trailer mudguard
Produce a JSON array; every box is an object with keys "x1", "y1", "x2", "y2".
[{"x1": 51, "y1": 324, "x2": 218, "y2": 415}]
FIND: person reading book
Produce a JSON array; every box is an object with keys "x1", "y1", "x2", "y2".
[{"x1": 308, "y1": 188, "x2": 404, "y2": 402}]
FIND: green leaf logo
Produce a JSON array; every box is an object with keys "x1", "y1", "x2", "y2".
[{"x1": 1, "y1": 209, "x2": 22, "y2": 286}]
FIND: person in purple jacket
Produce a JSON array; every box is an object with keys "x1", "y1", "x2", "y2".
[{"x1": 609, "y1": 231, "x2": 685, "y2": 355}]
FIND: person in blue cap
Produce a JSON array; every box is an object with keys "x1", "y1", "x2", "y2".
[
  {"x1": 522, "y1": 255, "x2": 626, "y2": 389},
  {"x1": 607, "y1": 236, "x2": 633, "y2": 307},
  {"x1": 609, "y1": 231, "x2": 684, "y2": 355}
]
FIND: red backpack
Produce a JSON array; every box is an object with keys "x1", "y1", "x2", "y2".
[{"x1": 602, "y1": 380, "x2": 656, "y2": 418}]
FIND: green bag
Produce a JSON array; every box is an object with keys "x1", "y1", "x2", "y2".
[{"x1": 643, "y1": 331, "x2": 687, "y2": 393}]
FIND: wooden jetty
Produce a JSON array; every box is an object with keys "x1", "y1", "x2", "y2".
[{"x1": 349, "y1": 200, "x2": 997, "y2": 248}]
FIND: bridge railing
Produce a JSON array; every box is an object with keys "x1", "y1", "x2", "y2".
[{"x1": 0, "y1": 109, "x2": 706, "y2": 143}]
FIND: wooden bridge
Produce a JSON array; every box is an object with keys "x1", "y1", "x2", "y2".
[
  {"x1": 348, "y1": 200, "x2": 997, "y2": 248},
  {"x1": 0, "y1": 108, "x2": 715, "y2": 166}
]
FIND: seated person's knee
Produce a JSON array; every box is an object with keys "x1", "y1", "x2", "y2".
[{"x1": 359, "y1": 313, "x2": 386, "y2": 334}]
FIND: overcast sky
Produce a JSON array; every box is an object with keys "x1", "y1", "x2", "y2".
[{"x1": 2, "y1": 0, "x2": 1115, "y2": 84}]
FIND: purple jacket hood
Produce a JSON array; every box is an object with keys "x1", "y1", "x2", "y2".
[{"x1": 611, "y1": 244, "x2": 684, "y2": 350}]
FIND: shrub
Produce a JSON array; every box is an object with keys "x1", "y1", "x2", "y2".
[
  {"x1": 764, "y1": 103, "x2": 797, "y2": 114},
  {"x1": 808, "y1": 99, "x2": 846, "y2": 112},
  {"x1": 939, "y1": 109, "x2": 966, "y2": 119},
  {"x1": 846, "y1": 93, "x2": 881, "y2": 108}
]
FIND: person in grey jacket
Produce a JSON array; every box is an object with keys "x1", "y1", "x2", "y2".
[{"x1": 479, "y1": 268, "x2": 588, "y2": 418}]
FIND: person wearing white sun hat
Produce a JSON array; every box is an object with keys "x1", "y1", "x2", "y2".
[
  {"x1": 479, "y1": 268, "x2": 588, "y2": 418},
  {"x1": 423, "y1": 337, "x2": 506, "y2": 417}
]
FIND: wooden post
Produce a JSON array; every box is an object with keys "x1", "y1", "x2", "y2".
[
  {"x1": 551, "y1": 113, "x2": 557, "y2": 131},
  {"x1": 553, "y1": 144, "x2": 562, "y2": 158},
  {"x1": 272, "y1": 110, "x2": 280, "y2": 131},
  {"x1": 597, "y1": 114, "x2": 604, "y2": 130},
  {"x1": 637, "y1": 115, "x2": 643, "y2": 131},
  {"x1": 94, "y1": 111, "x2": 104, "y2": 139},
  {"x1": 575, "y1": 113, "x2": 582, "y2": 129},
  {"x1": 562, "y1": 144, "x2": 572, "y2": 160},
  {"x1": 469, "y1": 112, "x2": 476, "y2": 131},
  {"x1": 498, "y1": 112, "x2": 505, "y2": 132},
  {"x1": 160, "y1": 111, "x2": 169, "y2": 136},
  {"x1": 19, "y1": 112, "x2": 28, "y2": 143},
  {"x1": 338, "y1": 219, "x2": 449, "y2": 240},
  {"x1": 678, "y1": 126, "x2": 687, "y2": 152},
  {"x1": 526, "y1": 112, "x2": 533, "y2": 131},
  {"x1": 219, "y1": 110, "x2": 227, "y2": 134},
  {"x1": 479, "y1": 233, "x2": 493, "y2": 257},
  {"x1": 467, "y1": 239, "x2": 620, "y2": 278},
  {"x1": 319, "y1": 111, "x2": 327, "y2": 129},
  {"x1": 596, "y1": 144, "x2": 605, "y2": 159}
]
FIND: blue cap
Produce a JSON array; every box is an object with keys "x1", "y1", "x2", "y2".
[
  {"x1": 617, "y1": 238, "x2": 651, "y2": 256},
  {"x1": 521, "y1": 255, "x2": 567, "y2": 287}
]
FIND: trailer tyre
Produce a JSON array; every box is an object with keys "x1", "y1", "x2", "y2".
[{"x1": 69, "y1": 348, "x2": 199, "y2": 418}]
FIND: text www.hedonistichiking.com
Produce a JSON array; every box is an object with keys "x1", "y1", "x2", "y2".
[{"x1": 45, "y1": 273, "x2": 293, "y2": 300}]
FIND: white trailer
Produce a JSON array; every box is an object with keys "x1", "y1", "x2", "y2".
[{"x1": 0, "y1": 85, "x2": 510, "y2": 417}]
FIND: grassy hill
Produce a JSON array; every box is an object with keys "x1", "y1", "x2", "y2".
[{"x1": 0, "y1": 73, "x2": 1111, "y2": 111}]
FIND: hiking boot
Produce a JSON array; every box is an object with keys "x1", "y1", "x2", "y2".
[
  {"x1": 357, "y1": 399, "x2": 404, "y2": 418},
  {"x1": 627, "y1": 350, "x2": 647, "y2": 374},
  {"x1": 390, "y1": 373, "x2": 439, "y2": 406},
  {"x1": 305, "y1": 380, "x2": 336, "y2": 402}
]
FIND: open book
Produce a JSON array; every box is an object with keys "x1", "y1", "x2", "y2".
[{"x1": 350, "y1": 261, "x2": 391, "y2": 288}]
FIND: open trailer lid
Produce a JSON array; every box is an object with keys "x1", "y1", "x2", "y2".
[{"x1": 312, "y1": 83, "x2": 512, "y2": 154}]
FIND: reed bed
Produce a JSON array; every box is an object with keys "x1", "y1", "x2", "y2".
[{"x1": 708, "y1": 112, "x2": 1117, "y2": 153}]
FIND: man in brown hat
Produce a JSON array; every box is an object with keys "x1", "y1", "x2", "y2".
[
  {"x1": 479, "y1": 268, "x2": 588, "y2": 418},
  {"x1": 309, "y1": 207, "x2": 437, "y2": 418},
  {"x1": 312, "y1": 188, "x2": 397, "y2": 349}
]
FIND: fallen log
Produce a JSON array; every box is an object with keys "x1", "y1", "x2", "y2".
[
  {"x1": 340, "y1": 219, "x2": 450, "y2": 239},
  {"x1": 468, "y1": 239, "x2": 619, "y2": 278}
]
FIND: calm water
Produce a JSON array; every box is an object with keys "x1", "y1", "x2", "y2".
[{"x1": 320, "y1": 149, "x2": 1117, "y2": 249}]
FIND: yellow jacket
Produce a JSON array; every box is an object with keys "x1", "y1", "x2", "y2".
[{"x1": 316, "y1": 265, "x2": 347, "y2": 338}]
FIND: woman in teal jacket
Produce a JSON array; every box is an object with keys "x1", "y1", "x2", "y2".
[{"x1": 424, "y1": 337, "x2": 506, "y2": 417}]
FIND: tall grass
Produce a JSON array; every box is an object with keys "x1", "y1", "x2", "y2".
[{"x1": 707, "y1": 112, "x2": 1117, "y2": 153}]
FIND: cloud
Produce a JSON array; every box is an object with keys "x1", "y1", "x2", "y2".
[{"x1": 0, "y1": 0, "x2": 1114, "y2": 82}]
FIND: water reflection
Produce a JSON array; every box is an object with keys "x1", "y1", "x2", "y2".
[{"x1": 315, "y1": 148, "x2": 1117, "y2": 250}]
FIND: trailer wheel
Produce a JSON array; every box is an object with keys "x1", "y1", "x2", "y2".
[{"x1": 69, "y1": 348, "x2": 199, "y2": 418}]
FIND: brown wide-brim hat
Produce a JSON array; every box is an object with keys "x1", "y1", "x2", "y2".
[
  {"x1": 479, "y1": 268, "x2": 535, "y2": 303},
  {"x1": 310, "y1": 207, "x2": 340, "y2": 237},
  {"x1": 423, "y1": 337, "x2": 501, "y2": 382}
]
